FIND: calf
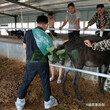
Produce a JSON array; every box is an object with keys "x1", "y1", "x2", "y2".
[{"x1": 7, "y1": 30, "x2": 24, "y2": 39}]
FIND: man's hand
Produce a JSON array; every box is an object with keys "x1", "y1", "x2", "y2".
[
  {"x1": 84, "y1": 40, "x2": 92, "y2": 47},
  {"x1": 62, "y1": 40, "x2": 69, "y2": 44},
  {"x1": 75, "y1": 25, "x2": 79, "y2": 30},
  {"x1": 59, "y1": 26, "x2": 63, "y2": 30},
  {"x1": 83, "y1": 24, "x2": 90, "y2": 30},
  {"x1": 101, "y1": 25, "x2": 107, "y2": 31},
  {"x1": 100, "y1": 27, "x2": 105, "y2": 31},
  {"x1": 83, "y1": 26, "x2": 88, "y2": 30}
]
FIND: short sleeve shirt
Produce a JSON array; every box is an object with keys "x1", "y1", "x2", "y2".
[
  {"x1": 23, "y1": 27, "x2": 48, "y2": 62},
  {"x1": 65, "y1": 11, "x2": 81, "y2": 29}
]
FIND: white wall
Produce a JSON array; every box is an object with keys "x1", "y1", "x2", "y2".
[{"x1": 0, "y1": 42, "x2": 26, "y2": 62}]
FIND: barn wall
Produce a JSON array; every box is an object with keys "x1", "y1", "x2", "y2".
[
  {"x1": 0, "y1": 42, "x2": 26, "y2": 62},
  {"x1": 0, "y1": 17, "x2": 15, "y2": 24}
]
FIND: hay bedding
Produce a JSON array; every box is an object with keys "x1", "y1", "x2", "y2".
[{"x1": 0, "y1": 56, "x2": 110, "y2": 110}]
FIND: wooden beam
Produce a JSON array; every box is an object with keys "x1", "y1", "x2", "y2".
[
  {"x1": 6, "y1": 0, "x2": 49, "y2": 13},
  {"x1": 0, "y1": 12, "x2": 17, "y2": 17}
]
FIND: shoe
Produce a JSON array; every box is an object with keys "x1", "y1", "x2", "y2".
[
  {"x1": 57, "y1": 78, "x2": 62, "y2": 84},
  {"x1": 50, "y1": 77, "x2": 54, "y2": 81},
  {"x1": 15, "y1": 98, "x2": 25, "y2": 110},
  {"x1": 44, "y1": 96, "x2": 58, "y2": 109}
]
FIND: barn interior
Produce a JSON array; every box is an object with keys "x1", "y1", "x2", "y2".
[{"x1": 0, "y1": 0, "x2": 110, "y2": 110}]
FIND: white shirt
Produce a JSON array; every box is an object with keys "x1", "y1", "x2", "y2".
[{"x1": 65, "y1": 11, "x2": 81, "y2": 32}]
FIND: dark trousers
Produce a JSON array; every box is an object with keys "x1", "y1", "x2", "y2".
[
  {"x1": 18, "y1": 61, "x2": 51, "y2": 101},
  {"x1": 68, "y1": 31, "x2": 80, "y2": 40}
]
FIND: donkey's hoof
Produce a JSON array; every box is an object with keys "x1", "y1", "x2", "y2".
[
  {"x1": 77, "y1": 96, "x2": 83, "y2": 102},
  {"x1": 63, "y1": 92, "x2": 67, "y2": 97},
  {"x1": 100, "y1": 89, "x2": 104, "y2": 94},
  {"x1": 78, "y1": 98, "x2": 83, "y2": 102}
]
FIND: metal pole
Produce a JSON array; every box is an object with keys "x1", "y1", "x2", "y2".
[
  {"x1": 47, "y1": 28, "x2": 110, "y2": 31},
  {"x1": 14, "y1": 16, "x2": 17, "y2": 29},
  {"x1": 0, "y1": 28, "x2": 110, "y2": 31},
  {"x1": 50, "y1": 64, "x2": 110, "y2": 78},
  {"x1": 21, "y1": 6, "x2": 23, "y2": 31},
  {"x1": 6, "y1": 0, "x2": 49, "y2": 13}
]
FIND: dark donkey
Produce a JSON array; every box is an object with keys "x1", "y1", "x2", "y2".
[{"x1": 55, "y1": 35, "x2": 110, "y2": 102}]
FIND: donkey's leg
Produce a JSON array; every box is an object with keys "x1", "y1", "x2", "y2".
[
  {"x1": 73, "y1": 71, "x2": 82, "y2": 101},
  {"x1": 67, "y1": 50, "x2": 83, "y2": 101},
  {"x1": 100, "y1": 65, "x2": 109, "y2": 94},
  {"x1": 62, "y1": 69, "x2": 70, "y2": 96},
  {"x1": 62, "y1": 61, "x2": 72, "y2": 96}
]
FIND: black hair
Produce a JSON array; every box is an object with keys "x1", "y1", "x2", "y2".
[
  {"x1": 68, "y1": 2, "x2": 75, "y2": 8},
  {"x1": 37, "y1": 15, "x2": 48, "y2": 24},
  {"x1": 48, "y1": 12, "x2": 53, "y2": 16},
  {"x1": 96, "y1": 4, "x2": 104, "y2": 9}
]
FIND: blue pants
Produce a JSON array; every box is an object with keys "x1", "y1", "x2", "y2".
[{"x1": 18, "y1": 61, "x2": 51, "y2": 101}]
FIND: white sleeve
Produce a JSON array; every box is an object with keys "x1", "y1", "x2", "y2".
[
  {"x1": 76, "y1": 11, "x2": 81, "y2": 19},
  {"x1": 53, "y1": 40, "x2": 63, "y2": 49}
]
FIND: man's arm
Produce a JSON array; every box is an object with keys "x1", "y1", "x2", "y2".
[
  {"x1": 83, "y1": 23, "x2": 91, "y2": 30},
  {"x1": 23, "y1": 31, "x2": 27, "y2": 49},
  {"x1": 52, "y1": 19, "x2": 55, "y2": 28},
  {"x1": 101, "y1": 11, "x2": 110, "y2": 31},
  {"x1": 76, "y1": 18, "x2": 80, "y2": 29},
  {"x1": 76, "y1": 11, "x2": 81, "y2": 30},
  {"x1": 84, "y1": 39, "x2": 110, "y2": 51},
  {"x1": 59, "y1": 20, "x2": 68, "y2": 30},
  {"x1": 84, "y1": 13, "x2": 97, "y2": 30}
]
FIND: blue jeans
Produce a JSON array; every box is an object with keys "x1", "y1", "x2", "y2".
[{"x1": 18, "y1": 60, "x2": 51, "y2": 101}]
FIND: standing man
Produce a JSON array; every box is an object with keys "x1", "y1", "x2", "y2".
[
  {"x1": 48, "y1": 12, "x2": 57, "y2": 37},
  {"x1": 59, "y1": 2, "x2": 81, "y2": 39},
  {"x1": 48, "y1": 12, "x2": 56, "y2": 35},
  {"x1": 15, "y1": 15, "x2": 58, "y2": 110},
  {"x1": 48, "y1": 12, "x2": 55, "y2": 29},
  {"x1": 84, "y1": 4, "x2": 110, "y2": 36},
  {"x1": 48, "y1": 12, "x2": 68, "y2": 84}
]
